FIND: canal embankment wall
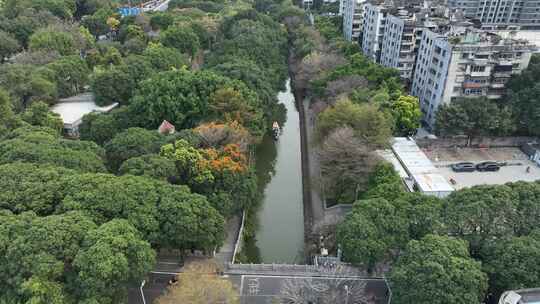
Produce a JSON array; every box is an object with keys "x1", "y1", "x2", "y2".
[{"x1": 288, "y1": 52, "x2": 316, "y2": 263}]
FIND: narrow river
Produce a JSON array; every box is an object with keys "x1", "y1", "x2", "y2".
[{"x1": 253, "y1": 79, "x2": 304, "y2": 263}]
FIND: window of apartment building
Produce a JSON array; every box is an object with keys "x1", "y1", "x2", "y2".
[
  {"x1": 513, "y1": 63, "x2": 520, "y2": 68},
  {"x1": 471, "y1": 65, "x2": 486, "y2": 72},
  {"x1": 465, "y1": 88, "x2": 483, "y2": 95},
  {"x1": 461, "y1": 52, "x2": 469, "y2": 58}
]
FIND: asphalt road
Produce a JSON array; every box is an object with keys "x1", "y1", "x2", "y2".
[
  {"x1": 228, "y1": 274, "x2": 389, "y2": 304},
  {"x1": 128, "y1": 257, "x2": 183, "y2": 304}
]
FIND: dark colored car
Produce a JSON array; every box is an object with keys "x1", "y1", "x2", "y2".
[
  {"x1": 451, "y1": 162, "x2": 476, "y2": 172},
  {"x1": 476, "y1": 161, "x2": 500, "y2": 172}
]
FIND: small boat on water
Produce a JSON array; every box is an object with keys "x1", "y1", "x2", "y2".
[{"x1": 272, "y1": 121, "x2": 280, "y2": 139}]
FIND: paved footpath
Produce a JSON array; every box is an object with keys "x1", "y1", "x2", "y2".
[
  {"x1": 303, "y1": 98, "x2": 326, "y2": 227},
  {"x1": 215, "y1": 215, "x2": 241, "y2": 267}
]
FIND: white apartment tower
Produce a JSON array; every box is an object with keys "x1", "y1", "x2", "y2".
[
  {"x1": 362, "y1": 3, "x2": 389, "y2": 61},
  {"x1": 343, "y1": 0, "x2": 366, "y2": 41},
  {"x1": 380, "y1": 12, "x2": 420, "y2": 80},
  {"x1": 411, "y1": 30, "x2": 535, "y2": 129}
]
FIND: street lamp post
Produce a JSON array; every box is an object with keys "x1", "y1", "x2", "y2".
[
  {"x1": 344, "y1": 285, "x2": 350, "y2": 304},
  {"x1": 140, "y1": 280, "x2": 146, "y2": 304}
]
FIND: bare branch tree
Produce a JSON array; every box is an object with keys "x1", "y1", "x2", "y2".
[
  {"x1": 296, "y1": 52, "x2": 347, "y2": 91},
  {"x1": 319, "y1": 127, "x2": 380, "y2": 203},
  {"x1": 325, "y1": 75, "x2": 368, "y2": 104}
]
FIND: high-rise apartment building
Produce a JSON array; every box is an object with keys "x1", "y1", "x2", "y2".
[
  {"x1": 343, "y1": 0, "x2": 367, "y2": 41},
  {"x1": 448, "y1": 0, "x2": 540, "y2": 30},
  {"x1": 380, "y1": 11, "x2": 420, "y2": 80},
  {"x1": 411, "y1": 30, "x2": 535, "y2": 128},
  {"x1": 362, "y1": 3, "x2": 389, "y2": 60}
]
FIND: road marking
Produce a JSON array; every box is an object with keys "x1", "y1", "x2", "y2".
[
  {"x1": 241, "y1": 274, "x2": 385, "y2": 281},
  {"x1": 150, "y1": 271, "x2": 181, "y2": 275}
]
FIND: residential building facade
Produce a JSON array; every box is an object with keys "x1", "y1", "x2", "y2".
[
  {"x1": 411, "y1": 30, "x2": 535, "y2": 129},
  {"x1": 448, "y1": 0, "x2": 540, "y2": 30},
  {"x1": 343, "y1": 0, "x2": 366, "y2": 41},
  {"x1": 362, "y1": 3, "x2": 389, "y2": 60},
  {"x1": 380, "y1": 11, "x2": 419, "y2": 80}
]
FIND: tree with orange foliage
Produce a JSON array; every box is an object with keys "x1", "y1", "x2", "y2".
[
  {"x1": 161, "y1": 138, "x2": 257, "y2": 218},
  {"x1": 195, "y1": 121, "x2": 251, "y2": 153}
]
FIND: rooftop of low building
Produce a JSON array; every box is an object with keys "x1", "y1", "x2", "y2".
[{"x1": 51, "y1": 93, "x2": 119, "y2": 125}]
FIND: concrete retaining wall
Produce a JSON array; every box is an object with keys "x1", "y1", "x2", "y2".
[
  {"x1": 231, "y1": 211, "x2": 246, "y2": 264},
  {"x1": 416, "y1": 136, "x2": 538, "y2": 149}
]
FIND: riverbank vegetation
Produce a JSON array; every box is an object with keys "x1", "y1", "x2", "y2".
[
  {"x1": 288, "y1": 11, "x2": 540, "y2": 304},
  {"x1": 285, "y1": 14, "x2": 419, "y2": 204},
  {"x1": 0, "y1": 0, "x2": 298, "y2": 301}
]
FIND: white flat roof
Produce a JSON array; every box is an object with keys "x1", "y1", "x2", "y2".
[
  {"x1": 377, "y1": 149, "x2": 409, "y2": 178},
  {"x1": 392, "y1": 137, "x2": 438, "y2": 174},
  {"x1": 392, "y1": 137, "x2": 454, "y2": 195},
  {"x1": 51, "y1": 93, "x2": 118, "y2": 125},
  {"x1": 413, "y1": 173, "x2": 455, "y2": 193}
]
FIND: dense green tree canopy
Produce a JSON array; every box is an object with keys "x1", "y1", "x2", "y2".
[
  {"x1": 104, "y1": 127, "x2": 167, "y2": 172},
  {"x1": 338, "y1": 198, "x2": 409, "y2": 271},
  {"x1": 390, "y1": 234, "x2": 488, "y2": 304},
  {"x1": 0, "y1": 128, "x2": 106, "y2": 172},
  {"x1": 435, "y1": 97, "x2": 515, "y2": 137},
  {"x1": 0, "y1": 64, "x2": 57, "y2": 111},
  {"x1": 29, "y1": 27, "x2": 78, "y2": 56},
  {"x1": 119, "y1": 154, "x2": 177, "y2": 181},
  {"x1": 209, "y1": 58, "x2": 276, "y2": 107},
  {"x1": 79, "y1": 110, "x2": 121, "y2": 145},
  {"x1": 73, "y1": 219, "x2": 156, "y2": 303},
  {"x1": 20, "y1": 101, "x2": 63, "y2": 133},
  {"x1": 391, "y1": 95, "x2": 422, "y2": 136},
  {"x1": 81, "y1": 7, "x2": 114, "y2": 37},
  {"x1": 91, "y1": 55, "x2": 155, "y2": 106},
  {"x1": 317, "y1": 99, "x2": 393, "y2": 147},
  {"x1": 46, "y1": 55, "x2": 90, "y2": 98},
  {"x1": 482, "y1": 233, "x2": 540, "y2": 295},
  {"x1": 443, "y1": 185, "x2": 517, "y2": 255},
  {"x1": 130, "y1": 69, "x2": 258, "y2": 129},
  {"x1": 156, "y1": 187, "x2": 225, "y2": 251},
  {"x1": 142, "y1": 43, "x2": 190, "y2": 71},
  {"x1": 0, "y1": 211, "x2": 96, "y2": 303},
  {"x1": 160, "y1": 25, "x2": 200, "y2": 56},
  {"x1": 0, "y1": 210, "x2": 155, "y2": 304},
  {"x1": 508, "y1": 181, "x2": 540, "y2": 236},
  {"x1": 0, "y1": 29, "x2": 21, "y2": 62},
  {"x1": 0, "y1": 163, "x2": 73, "y2": 215},
  {"x1": 506, "y1": 54, "x2": 540, "y2": 135},
  {"x1": 0, "y1": 88, "x2": 22, "y2": 137}
]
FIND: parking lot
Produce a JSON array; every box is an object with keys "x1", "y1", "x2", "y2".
[{"x1": 424, "y1": 147, "x2": 540, "y2": 189}]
